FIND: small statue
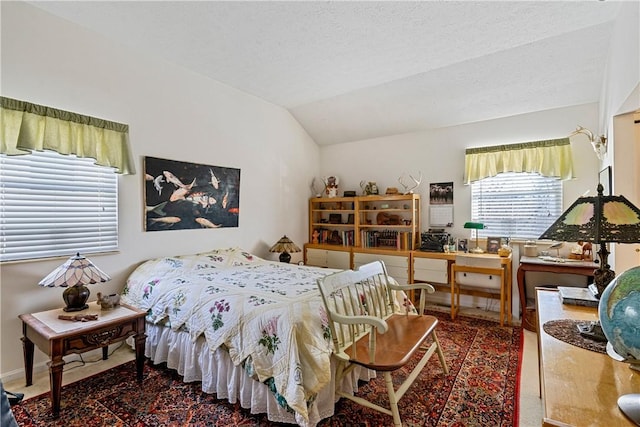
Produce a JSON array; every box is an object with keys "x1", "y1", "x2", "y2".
[
  {"x1": 360, "y1": 181, "x2": 379, "y2": 195},
  {"x1": 96, "y1": 292, "x2": 120, "y2": 310},
  {"x1": 582, "y1": 242, "x2": 593, "y2": 261},
  {"x1": 323, "y1": 175, "x2": 339, "y2": 198}
]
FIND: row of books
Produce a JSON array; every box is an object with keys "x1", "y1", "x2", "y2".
[
  {"x1": 313, "y1": 229, "x2": 355, "y2": 246},
  {"x1": 361, "y1": 230, "x2": 414, "y2": 250}
]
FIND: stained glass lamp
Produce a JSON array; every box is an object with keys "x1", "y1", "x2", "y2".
[
  {"x1": 269, "y1": 236, "x2": 301, "y2": 263},
  {"x1": 539, "y1": 183, "x2": 640, "y2": 296},
  {"x1": 39, "y1": 252, "x2": 111, "y2": 311}
]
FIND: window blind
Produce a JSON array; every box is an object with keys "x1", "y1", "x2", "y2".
[
  {"x1": 471, "y1": 172, "x2": 562, "y2": 239},
  {"x1": 0, "y1": 150, "x2": 118, "y2": 262}
]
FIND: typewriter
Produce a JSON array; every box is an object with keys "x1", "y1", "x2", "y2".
[{"x1": 420, "y1": 230, "x2": 450, "y2": 252}]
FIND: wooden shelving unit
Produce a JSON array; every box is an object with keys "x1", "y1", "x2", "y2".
[{"x1": 305, "y1": 194, "x2": 420, "y2": 268}]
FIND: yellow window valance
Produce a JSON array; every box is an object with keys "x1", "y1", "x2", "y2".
[
  {"x1": 0, "y1": 96, "x2": 134, "y2": 174},
  {"x1": 463, "y1": 138, "x2": 574, "y2": 184}
]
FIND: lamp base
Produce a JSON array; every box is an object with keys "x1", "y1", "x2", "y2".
[
  {"x1": 62, "y1": 284, "x2": 90, "y2": 312},
  {"x1": 279, "y1": 251, "x2": 291, "y2": 263},
  {"x1": 470, "y1": 247, "x2": 484, "y2": 254},
  {"x1": 618, "y1": 394, "x2": 640, "y2": 425}
]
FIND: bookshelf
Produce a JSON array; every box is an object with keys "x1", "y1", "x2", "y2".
[{"x1": 307, "y1": 194, "x2": 420, "y2": 250}]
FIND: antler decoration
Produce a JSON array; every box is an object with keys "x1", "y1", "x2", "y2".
[
  {"x1": 398, "y1": 172, "x2": 422, "y2": 194},
  {"x1": 570, "y1": 125, "x2": 607, "y2": 160}
]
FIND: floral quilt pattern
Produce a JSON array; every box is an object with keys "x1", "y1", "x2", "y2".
[{"x1": 121, "y1": 248, "x2": 337, "y2": 422}]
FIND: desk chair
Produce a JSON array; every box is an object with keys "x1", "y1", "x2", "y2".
[{"x1": 450, "y1": 255, "x2": 510, "y2": 326}]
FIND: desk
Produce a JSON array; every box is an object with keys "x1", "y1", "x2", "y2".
[
  {"x1": 413, "y1": 251, "x2": 512, "y2": 323},
  {"x1": 20, "y1": 304, "x2": 147, "y2": 416},
  {"x1": 518, "y1": 256, "x2": 597, "y2": 331},
  {"x1": 536, "y1": 289, "x2": 638, "y2": 426}
]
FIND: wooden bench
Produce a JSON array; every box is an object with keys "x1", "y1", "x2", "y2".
[{"x1": 317, "y1": 260, "x2": 448, "y2": 427}]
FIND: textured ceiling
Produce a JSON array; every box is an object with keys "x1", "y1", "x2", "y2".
[{"x1": 28, "y1": 1, "x2": 623, "y2": 145}]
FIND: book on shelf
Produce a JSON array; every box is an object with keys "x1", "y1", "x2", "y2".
[{"x1": 360, "y1": 230, "x2": 412, "y2": 250}]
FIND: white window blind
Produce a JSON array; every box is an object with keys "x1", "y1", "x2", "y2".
[
  {"x1": 0, "y1": 150, "x2": 118, "y2": 262},
  {"x1": 471, "y1": 172, "x2": 562, "y2": 239}
]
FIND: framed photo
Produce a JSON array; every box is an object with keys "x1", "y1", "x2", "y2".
[
  {"x1": 599, "y1": 166, "x2": 612, "y2": 196},
  {"x1": 347, "y1": 213, "x2": 355, "y2": 224},
  {"x1": 329, "y1": 214, "x2": 342, "y2": 224},
  {"x1": 458, "y1": 238, "x2": 468, "y2": 253},
  {"x1": 429, "y1": 182, "x2": 454, "y2": 205},
  {"x1": 144, "y1": 156, "x2": 240, "y2": 231},
  {"x1": 486, "y1": 236, "x2": 501, "y2": 254}
]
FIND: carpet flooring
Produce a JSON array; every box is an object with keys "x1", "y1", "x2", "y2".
[{"x1": 12, "y1": 310, "x2": 522, "y2": 426}]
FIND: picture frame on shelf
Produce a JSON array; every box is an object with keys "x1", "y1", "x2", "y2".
[
  {"x1": 486, "y1": 236, "x2": 501, "y2": 254},
  {"x1": 329, "y1": 214, "x2": 342, "y2": 224}
]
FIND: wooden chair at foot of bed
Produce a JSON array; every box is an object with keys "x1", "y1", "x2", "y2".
[{"x1": 317, "y1": 260, "x2": 449, "y2": 427}]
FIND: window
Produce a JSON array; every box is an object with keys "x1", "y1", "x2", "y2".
[
  {"x1": 471, "y1": 172, "x2": 562, "y2": 239},
  {"x1": 0, "y1": 150, "x2": 118, "y2": 262}
]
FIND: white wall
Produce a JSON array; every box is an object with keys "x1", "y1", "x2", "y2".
[{"x1": 0, "y1": 2, "x2": 319, "y2": 378}]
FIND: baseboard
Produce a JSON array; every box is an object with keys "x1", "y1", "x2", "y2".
[{"x1": 1, "y1": 360, "x2": 49, "y2": 384}]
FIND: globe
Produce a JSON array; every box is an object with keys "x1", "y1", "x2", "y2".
[{"x1": 598, "y1": 266, "x2": 640, "y2": 363}]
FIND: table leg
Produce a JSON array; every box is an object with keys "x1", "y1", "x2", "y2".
[
  {"x1": 48, "y1": 356, "x2": 65, "y2": 417},
  {"x1": 21, "y1": 336, "x2": 34, "y2": 387},
  {"x1": 517, "y1": 265, "x2": 536, "y2": 331},
  {"x1": 134, "y1": 316, "x2": 146, "y2": 383}
]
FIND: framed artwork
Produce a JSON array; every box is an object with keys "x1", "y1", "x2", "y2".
[
  {"x1": 458, "y1": 238, "x2": 468, "y2": 253},
  {"x1": 599, "y1": 166, "x2": 612, "y2": 196},
  {"x1": 429, "y1": 182, "x2": 454, "y2": 205},
  {"x1": 486, "y1": 236, "x2": 501, "y2": 254},
  {"x1": 144, "y1": 156, "x2": 240, "y2": 231}
]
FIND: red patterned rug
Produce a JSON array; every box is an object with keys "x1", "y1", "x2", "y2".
[{"x1": 12, "y1": 310, "x2": 522, "y2": 426}]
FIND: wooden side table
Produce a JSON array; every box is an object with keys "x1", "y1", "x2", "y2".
[
  {"x1": 19, "y1": 303, "x2": 147, "y2": 416},
  {"x1": 518, "y1": 256, "x2": 597, "y2": 331}
]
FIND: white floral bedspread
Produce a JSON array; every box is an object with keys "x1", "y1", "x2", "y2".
[{"x1": 121, "y1": 248, "x2": 337, "y2": 422}]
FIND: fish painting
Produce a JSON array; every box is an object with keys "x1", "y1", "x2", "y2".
[{"x1": 144, "y1": 157, "x2": 240, "y2": 232}]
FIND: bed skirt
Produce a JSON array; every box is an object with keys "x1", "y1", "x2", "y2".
[{"x1": 135, "y1": 322, "x2": 375, "y2": 427}]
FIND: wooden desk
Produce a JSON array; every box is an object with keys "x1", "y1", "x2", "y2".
[
  {"x1": 536, "y1": 289, "x2": 639, "y2": 427},
  {"x1": 518, "y1": 256, "x2": 597, "y2": 331},
  {"x1": 413, "y1": 251, "x2": 512, "y2": 323},
  {"x1": 20, "y1": 304, "x2": 147, "y2": 416}
]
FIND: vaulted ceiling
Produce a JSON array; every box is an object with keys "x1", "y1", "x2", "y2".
[{"x1": 28, "y1": 1, "x2": 623, "y2": 145}]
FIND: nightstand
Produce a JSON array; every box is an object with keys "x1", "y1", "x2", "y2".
[{"x1": 19, "y1": 303, "x2": 147, "y2": 416}]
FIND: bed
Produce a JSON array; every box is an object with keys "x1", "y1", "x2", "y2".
[{"x1": 121, "y1": 247, "x2": 383, "y2": 426}]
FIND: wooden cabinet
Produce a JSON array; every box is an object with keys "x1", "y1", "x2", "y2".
[
  {"x1": 413, "y1": 255, "x2": 449, "y2": 284},
  {"x1": 308, "y1": 194, "x2": 420, "y2": 251},
  {"x1": 304, "y1": 245, "x2": 351, "y2": 269},
  {"x1": 353, "y1": 249, "x2": 411, "y2": 286}
]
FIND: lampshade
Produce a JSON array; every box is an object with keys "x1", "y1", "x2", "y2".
[
  {"x1": 540, "y1": 184, "x2": 640, "y2": 295},
  {"x1": 269, "y1": 235, "x2": 301, "y2": 263},
  {"x1": 39, "y1": 252, "x2": 111, "y2": 312},
  {"x1": 464, "y1": 222, "x2": 485, "y2": 253},
  {"x1": 463, "y1": 222, "x2": 485, "y2": 230}
]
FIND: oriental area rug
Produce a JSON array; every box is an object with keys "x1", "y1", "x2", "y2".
[{"x1": 12, "y1": 311, "x2": 522, "y2": 426}]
